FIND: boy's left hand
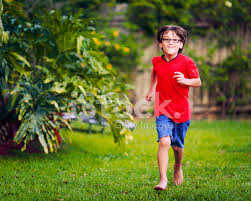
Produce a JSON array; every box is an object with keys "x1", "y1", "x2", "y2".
[{"x1": 173, "y1": 72, "x2": 188, "y2": 85}]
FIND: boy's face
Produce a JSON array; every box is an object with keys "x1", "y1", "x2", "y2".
[{"x1": 159, "y1": 31, "x2": 183, "y2": 55}]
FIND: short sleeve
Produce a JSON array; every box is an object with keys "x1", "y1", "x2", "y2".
[
  {"x1": 152, "y1": 57, "x2": 159, "y2": 72},
  {"x1": 186, "y1": 58, "x2": 200, "y2": 78}
]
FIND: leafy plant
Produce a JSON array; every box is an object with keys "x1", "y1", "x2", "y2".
[
  {"x1": 211, "y1": 45, "x2": 251, "y2": 118},
  {"x1": 11, "y1": 77, "x2": 70, "y2": 153},
  {"x1": 1, "y1": 4, "x2": 135, "y2": 153}
]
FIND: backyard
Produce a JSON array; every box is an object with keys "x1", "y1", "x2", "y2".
[
  {"x1": 0, "y1": 119, "x2": 250, "y2": 200},
  {"x1": 0, "y1": 1, "x2": 251, "y2": 200}
]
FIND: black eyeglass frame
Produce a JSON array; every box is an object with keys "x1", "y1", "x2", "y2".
[{"x1": 162, "y1": 38, "x2": 181, "y2": 43}]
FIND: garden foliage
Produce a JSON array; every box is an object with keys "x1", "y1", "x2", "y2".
[{"x1": 0, "y1": 0, "x2": 134, "y2": 153}]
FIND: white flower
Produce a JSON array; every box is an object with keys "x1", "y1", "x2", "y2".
[{"x1": 225, "y1": 1, "x2": 232, "y2": 8}]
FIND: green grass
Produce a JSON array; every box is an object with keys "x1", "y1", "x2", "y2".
[{"x1": 0, "y1": 120, "x2": 250, "y2": 200}]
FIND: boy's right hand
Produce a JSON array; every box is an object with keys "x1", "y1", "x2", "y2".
[{"x1": 145, "y1": 91, "x2": 152, "y2": 102}]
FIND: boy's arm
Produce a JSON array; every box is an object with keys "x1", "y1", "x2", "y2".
[
  {"x1": 145, "y1": 71, "x2": 157, "y2": 101},
  {"x1": 173, "y1": 72, "x2": 201, "y2": 87}
]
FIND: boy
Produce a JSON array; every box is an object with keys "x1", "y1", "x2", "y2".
[{"x1": 145, "y1": 25, "x2": 201, "y2": 190}]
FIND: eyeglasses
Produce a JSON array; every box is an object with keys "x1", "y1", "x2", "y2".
[{"x1": 162, "y1": 38, "x2": 181, "y2": 43}]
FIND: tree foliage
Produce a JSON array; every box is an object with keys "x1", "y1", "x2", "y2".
[
  {"x1": 17, "y1": 0, "x2": 140, "y2": 74},
  {"x1": 212, "y1": 46, "x2": 251, "y2": 117},
  {"x1": 126, "y1": 0, "x2": 250, "y2": 41}
]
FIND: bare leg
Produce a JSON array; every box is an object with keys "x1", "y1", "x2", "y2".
[
  {"x1": 172, "y1": 146, "x2": 184, "y2": 185},
  {"x1": 154, "y1": 136, "x2": 171, "y2": 190}
]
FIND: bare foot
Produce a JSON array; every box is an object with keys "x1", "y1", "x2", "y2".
[
  {"x1": 154, "y1": 179, "x2": 167, "y2": 191},
  {"x1": 173, "y1": 166, "x2": 183, "y2": 185}
]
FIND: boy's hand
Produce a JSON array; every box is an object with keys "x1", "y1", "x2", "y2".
[
  {"x1": 145, "y1": 91, "x2": 153, "y2": 102},
  {"x1": 173, "y1": 72, "x2": 188, "y2": 85}
]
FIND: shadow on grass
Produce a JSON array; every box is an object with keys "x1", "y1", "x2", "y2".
[
  {"x1": 0, "y1": 142, "x2": 104, "y2": 164},
  {"x1": 1, "y1": 133, "x2": 123, "y2": 165},
  {"x1": 222, "y1": 144, "x2": 251, "y2": 153}
]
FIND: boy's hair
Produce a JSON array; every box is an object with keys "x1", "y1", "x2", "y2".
[{"x1": 157, "y1": 25, "x2": 187, "y2": 53}]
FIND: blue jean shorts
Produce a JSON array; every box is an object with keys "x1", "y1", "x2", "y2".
[{"x1": 155, "y1": 115, "x2": 190, "y2": 148}]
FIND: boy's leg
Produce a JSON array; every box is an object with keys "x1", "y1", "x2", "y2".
[
  {"x1": 172, "y1": 146, "x2": 184, "y2": 185},
  {"x1": 171, "y1": 120, "x2": 190, "y2": 185},
  {"x1": 154, "y1": 136, "x2": 171, "y2": 190}
]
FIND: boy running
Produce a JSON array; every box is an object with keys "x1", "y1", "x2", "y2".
[{"x1": 145, "y1": 25, "x2": 201, "y2": 190}]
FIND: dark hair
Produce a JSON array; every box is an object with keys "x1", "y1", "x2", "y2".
[{"x1": 157, "y1": 25, "x2": 187, "y2": 53}]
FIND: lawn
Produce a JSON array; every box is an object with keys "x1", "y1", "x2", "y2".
[{"x1": 0, "y1": 119, "x2": 250, "y2": 200}]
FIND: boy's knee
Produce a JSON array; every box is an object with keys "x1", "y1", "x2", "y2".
[
  {"x1": 172, "y1": 146, "x2": 182, "y2": 152},
  {"x1": 159, "y1": 136, "x2": 171, "y2": 148}
]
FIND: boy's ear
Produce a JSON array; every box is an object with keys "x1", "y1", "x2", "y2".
[
  {"x1": 179, "y1": 42, "x2": 184, "y2": 50},
  {"x1": 159, "y1": 43, "x2": 164, "y2": 52}
]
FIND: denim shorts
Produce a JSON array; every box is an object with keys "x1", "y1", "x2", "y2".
[{"x1": 155, "y1": 115, "x2": 190, "y2": 148}]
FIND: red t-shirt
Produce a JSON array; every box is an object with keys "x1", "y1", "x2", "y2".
[{"x1": 152, "y1": 54, "x2": 200, "y2": 123}]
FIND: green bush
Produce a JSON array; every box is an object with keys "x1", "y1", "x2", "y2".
[{"x1": 0, "y1": 1, "x2": 134, "y2": 153}]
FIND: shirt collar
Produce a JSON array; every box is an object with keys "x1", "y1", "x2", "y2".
[{"x1": 161, "y1": 53, "x2": 180, "y2": 63}]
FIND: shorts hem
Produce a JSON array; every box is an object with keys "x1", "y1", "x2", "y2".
[{"x1": 171, "y1": 144, "x2": 184, "y2": 148}]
